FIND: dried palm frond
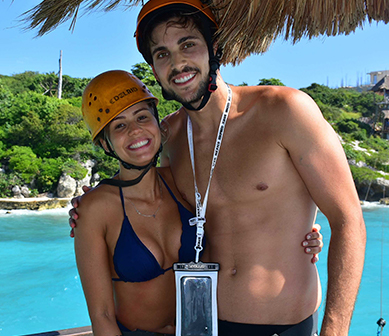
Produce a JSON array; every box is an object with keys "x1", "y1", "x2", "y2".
[
  {"x1": 20, "y1": 0, "x2": 389, "y2": 65},
  {"x1": 21, "y1": 0, "x2": 141, "y2": 35},
  {"x1": 211, "y1": 0, "x2": 389, "y2": 64}
]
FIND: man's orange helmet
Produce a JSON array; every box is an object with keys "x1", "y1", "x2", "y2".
[{"x1": 135, "y1": 0, "x2": 218, "y2": 65}]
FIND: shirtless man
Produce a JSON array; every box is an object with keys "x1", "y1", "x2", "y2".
[
  {"x1": 71, "y1": 0, "x2": 365, "y2": 334},
  {"x1": 134, "y1": 1, "x2": 365, "y2": 335}
]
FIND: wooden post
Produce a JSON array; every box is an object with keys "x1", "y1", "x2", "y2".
[{"x1": 57, "y1": 50, "x2": 63, "y2": 99}]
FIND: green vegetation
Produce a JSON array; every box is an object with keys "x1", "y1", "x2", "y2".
[
  {"x1": 258, "y1": 78, "x2": 285, "y2": 86},
  {"x1": 0, "y1": 66, "x2": 388, "y2": 198},
  {"x1": 0, "y1": 65, "x2": 180, "y2": 196},
  {"x1": 350, "y1": 165, "x2": 383, "y2": 183},
  {"x1": 300, "y1": 83, "x2": 388, "y2": 183}
]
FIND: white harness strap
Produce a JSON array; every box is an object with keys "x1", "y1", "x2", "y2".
[{"x1": 187, "y1": 84, "x2": 232, "y2": 262}]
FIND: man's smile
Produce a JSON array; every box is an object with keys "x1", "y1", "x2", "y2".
[
  {"x1": 173, "y1": 73, "x2": 195, "y2": 84},
  {"x1": 168, "y1": 66, "x2": 200, "y2": 86}
]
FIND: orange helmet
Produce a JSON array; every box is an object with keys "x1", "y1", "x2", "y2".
[
  {"x1": 82, "y1": 70, "x2": 158, "y2": 143},
  {"x1": 134, "y1": 0, "x2": 221, "y2": 111},
  {"x1": 135, "y1": 0, "x2": 218, "y2": 64}
]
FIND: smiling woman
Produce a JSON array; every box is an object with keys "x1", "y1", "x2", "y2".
[{"x1": 73, "y1": 69, "x2": 203, "y2": 335}]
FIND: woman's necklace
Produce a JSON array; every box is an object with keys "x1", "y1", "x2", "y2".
[{"x1": 127, "y1": 176, "x2": 163, "y2": 219}]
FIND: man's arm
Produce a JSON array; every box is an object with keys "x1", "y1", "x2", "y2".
[{"x1": 279, "y1": 88, "x2": 366, "y2": 336}]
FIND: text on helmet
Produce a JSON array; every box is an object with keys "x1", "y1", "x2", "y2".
[{"x1": 109, "y1": 87, "x2": 139, "y2": 104}]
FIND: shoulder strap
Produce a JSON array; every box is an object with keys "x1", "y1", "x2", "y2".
[
  {"x1": 118, "y1": 187, "x2": 127, "y2": 217},
  {"x1": 158, "y1": 173, "x2": 178, "y2": 203}
]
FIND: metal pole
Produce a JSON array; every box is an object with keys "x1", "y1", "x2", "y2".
[{"x1": 57, "y1": 50, "x2": 63, "y2": 99}]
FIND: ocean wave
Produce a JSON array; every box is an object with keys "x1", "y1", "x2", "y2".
[
  {"x1": 360, "y1": 201, "x2": 389, "y2": 210},
  {"x1": 0, "y1": 205, "x2": 71, "y2": 217}
]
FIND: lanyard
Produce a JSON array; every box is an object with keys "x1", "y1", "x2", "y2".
[{"x1": 187, "y1": 84, "x2": 232, "y2": 262}]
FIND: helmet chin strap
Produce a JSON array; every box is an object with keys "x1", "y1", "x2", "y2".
[
  {"x1": 98, "y1": 162, "x2": 153, "y2": 187},
  {"x1": 102, "y1": 137, "x2": 163, "y2": 187}
]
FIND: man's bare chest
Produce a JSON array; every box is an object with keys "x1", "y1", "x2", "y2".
[{"x1": 168, "y1": 133, "x2": 295, "y2": 208}]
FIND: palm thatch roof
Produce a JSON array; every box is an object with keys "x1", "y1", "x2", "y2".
[{"x1": 21, "y1": 0, "x2": 389, "y2": 65}]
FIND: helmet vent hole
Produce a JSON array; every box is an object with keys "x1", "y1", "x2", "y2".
[
  {"x1": 89, "y1": 93, "x2": 92, "y2": 98},
  {"x1": 94, "y1": 96, "x2": 97, "y2": 101},
  {"x1": 89, "y1": 102, "x2": 91, "y2": 106},
  {"x1": 97, "y1": 117, "x2": 101, "y2": 122},
  {"x1": 106, "y1": 109, "x2": 110, "y2": 113},
  {"x1": 99, "y1": 109, "x2": 103, "y2": 113}
]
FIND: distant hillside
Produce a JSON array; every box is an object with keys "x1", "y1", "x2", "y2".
[{"x1": 0, "y1": 66, "x2": 388, "y2": 201}]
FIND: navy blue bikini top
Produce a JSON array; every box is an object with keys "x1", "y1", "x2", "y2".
[{"x1": 112, "y1": 175, "x2": 203, "y2": 283}]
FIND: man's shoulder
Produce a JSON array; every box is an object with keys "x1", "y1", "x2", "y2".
[
  {"x1": 156, "y1": 166, "x2": 173, "y2": 181},
  {"x1": 162, "y1": 107, "x2": 185, "y2": 125},
  {"x1": 235, "y1": 84, "x2": 306, "y2": 103},
  {"x1": 161, "y1": 107, "x2": 186, "y2": 145},
  {"x1": 234, "y1": 85, "x2": 315, "y2": 118}
]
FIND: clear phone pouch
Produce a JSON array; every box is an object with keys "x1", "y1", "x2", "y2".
[{"x1": 173, "y1": 261, "x2": 220, "y2": 336}]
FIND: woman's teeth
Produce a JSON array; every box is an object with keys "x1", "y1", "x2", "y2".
[{"x1": 130, "y1": 140, "x2": 148, "y2": 149}]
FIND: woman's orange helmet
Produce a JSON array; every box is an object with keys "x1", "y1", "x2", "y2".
[{"x1": 82, "y1": 70, "x2": 158, "y2": 143}]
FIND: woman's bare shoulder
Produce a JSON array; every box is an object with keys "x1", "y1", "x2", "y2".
[{"x1": 77, "y1": 184, "x2": 120, "y2": 225}]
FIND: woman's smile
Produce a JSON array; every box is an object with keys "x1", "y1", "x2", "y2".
[{"x1": 128, "y1": 138, "x2": 151, "y2": 150}]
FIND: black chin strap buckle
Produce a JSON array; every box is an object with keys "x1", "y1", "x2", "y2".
[
  {"x1": 208, "y1": 74, "x2": 218, "y2": 92},
  {"x1": 208, "y1": 83, "x2": 217, "y2": 92},
  {"x1": 208, "y1": 80, "x2": 217, "y2": 92}
]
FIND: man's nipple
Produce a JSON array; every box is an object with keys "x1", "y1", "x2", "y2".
[{"x1": 256, "y1": 182, "x2": 268, "y2": 191}]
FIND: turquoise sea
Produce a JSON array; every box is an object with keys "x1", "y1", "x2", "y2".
[{"x1": 0, "y1": 203, "x2": 388, "y2": 336}]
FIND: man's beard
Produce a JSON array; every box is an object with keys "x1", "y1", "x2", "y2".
[
  {"x1": 165, "y1": 67, "x2": 209, "y2": 106},
  {"x1": 166, "y1": 79, "x2": 208, "y2": 106}
]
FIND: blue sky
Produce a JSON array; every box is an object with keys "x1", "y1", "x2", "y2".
[{"x1": 1, "y1": 0, "x2": 389, "y2": 89}]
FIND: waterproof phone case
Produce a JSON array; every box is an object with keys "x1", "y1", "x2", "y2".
[{"x1": 173, "y1": 261, "x2": 220, "y2": 336}]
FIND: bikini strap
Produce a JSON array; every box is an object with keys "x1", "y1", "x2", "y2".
[{"x1": 158, "y1": 173, "x2": 179, "y2": 203}]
